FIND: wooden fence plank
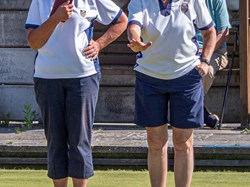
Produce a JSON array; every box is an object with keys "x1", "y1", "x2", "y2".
[
  {"x1": 0, "y1": 48, "x2": 135, "y2": 85},
  {"x1": 0, "y1": 0, "x2": 31, "y2": 10},
  {"x1": 0, "y1": 11, "x2": 27, "y2": 47},
  {"x1": 204, "y1": 87, "x2": 240, "y2": 122},
  {"x1": 0, "y1": 85, "x2": 40, "y2": 120},
  {"x1": 239, "y1": 0, "x2": 250, "y2": 128},
  {"x1": 0, "y1": 157, "x2": 249, "y2": 167},
  {"x1": 0, "y1": 86, "x2": 240, "y2": 122},
  {"x1": 0, "y1": 4, "x2": 128, "y2": 47},
  {"x1": 0, "y1": 48, "x2": 240, "y2": 86},
  {"x1": 0, "y1": 48, "x2": 36, "y2": 84},
  {"x1": 99, "y1": 54, "x2": 135, "y2": 65},
  {"x1": 0, "y1": 0, "x2": 242, "y2": 123},
  {"x1": 0, "y1": 0, "x2": 129, "y2": 10},
  {"x1": 0, "y1": 49, "x2": 130, "y2": 86},
  {"x1": 0, "y1": 86, "x2": 135, "y2": 122}
]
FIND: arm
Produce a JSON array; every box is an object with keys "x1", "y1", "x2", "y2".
[
  {"x1": 84, "y1": 12, "x2": 128, "y2": 60},
  {"x1": 214, "y1": 29, "x2": 229, "y2": 52},
  {"x1": 127, "y1": 24, "x2": 152, "y2": 53},
  {"x1": 96, "y1": 12, "x2": 127, "y2": 50},
  {"x1": 201, "y1": 26, "x2": 217, "y2": 60},
  {"x1": 196, "y1": 26, "x2": 216, "y2": 76},
  {"x1": 127, "y1": 24, "x2": 141, "y2": 42},
  {"x1": 213, "y1": 0, "x2": 231, "y2": 52},
  {"x1": 27, "y1": 2, "x2": 73, "y2": 49}
]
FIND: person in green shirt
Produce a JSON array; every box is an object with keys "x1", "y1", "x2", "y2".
[{"x1": 197, "y1": 0, "x2": 231, "y2": 128}]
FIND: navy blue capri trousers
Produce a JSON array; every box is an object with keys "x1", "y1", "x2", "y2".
[{"x1": 34, "y1": 73, "x2": 100, "y2": 179}]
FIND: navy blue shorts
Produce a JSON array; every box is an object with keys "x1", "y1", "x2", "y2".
[
  {"x1": 135, "y1": 68, "x2": 204, "y2": 128},
  {"x1": 34, "y1": 73, "x2": 100, "y2": 179}
]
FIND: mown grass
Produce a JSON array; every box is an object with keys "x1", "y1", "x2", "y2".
[{"x1": 0, "y1": 169, "x2": 249, "y2": 187}]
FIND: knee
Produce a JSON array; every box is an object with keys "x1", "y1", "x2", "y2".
[
  {"x1": 147, "y1": 135, "x2": 168, "y2": 151},
  {"x1": 173, "y1": 137, "x2": 193, "y2": 153}
]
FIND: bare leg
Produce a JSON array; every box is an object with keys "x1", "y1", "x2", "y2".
[
  {"x1": 146, "y1": 124, "x2": 168, "y2": 187},
  {"x1": 172, "y1": 127, "x2": 194, "y2": 187},
  {"x1": 72, "y1": 178, "x2": 88, "y2": 187},
  {"x1": 53, "y1": 178, "x2": 68, "y2": 187}
]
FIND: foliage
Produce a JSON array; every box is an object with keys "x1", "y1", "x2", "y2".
[
  {"x1": 241, "y1": 128, "x2": 250, "y2": 134},
  {"x1": 23, "y1": 104, "x2": 37, "y2": 129},
  {"x1": 0, "y1": 113, "x2": 11, "y2": 126}
]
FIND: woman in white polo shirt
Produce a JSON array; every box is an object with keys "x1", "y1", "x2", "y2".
[
  {"x1": 25, "y1": 0, "x2": 127, "y2": 186},
  {"x1": 127, "y1": 0, "x2": 216, "y2": 186}
]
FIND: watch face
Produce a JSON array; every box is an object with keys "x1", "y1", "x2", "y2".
[{"x1": 201, "y1": 58, "x2": 210, "y2": 65}]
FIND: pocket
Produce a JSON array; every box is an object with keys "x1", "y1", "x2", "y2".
[
  {"x1": 185, "y1": 67, "x2": 202, "y2": 79},
  {"x1": 194, "y1": 67, "x2": 203, "y2": 78}
]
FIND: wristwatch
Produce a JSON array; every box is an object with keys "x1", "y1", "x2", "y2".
[{"x1": 200, "y1": 58, "x2": 210, "y2": 65}]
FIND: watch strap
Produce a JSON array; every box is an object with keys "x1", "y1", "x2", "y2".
[{"x1": 200, "y1": 58, "x2": 210, "y2": 65}]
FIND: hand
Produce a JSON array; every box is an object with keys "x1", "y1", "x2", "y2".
[
  {"x1": 127, "y1": 39, "x2": 152, "y2": 53},
  {"x1": 83, "y1": 40, "x2": 101, "y2": 60},
  {"x1": 195, "y1": 62, "x2": 210, "y2": 77},
  {"x1": 53, "y1": 1, "x2": 74, "y2": 22}
]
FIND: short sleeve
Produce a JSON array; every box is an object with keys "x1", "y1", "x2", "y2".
[
  {"x1": 214, "y1": 0, "x2": 231, "y2": 32},
  {"x1": 127, "y1": 0, "x2": 143, "y2": 28},
  {"x1": 194, "y1": 0, "x2": 214, "y2": 30},
  {"x1": 95, "y1": 0, "x2": 123, "y2": 25},
  {"x1": 25, "y1": 0, "x2": 42, "y2": 29}
]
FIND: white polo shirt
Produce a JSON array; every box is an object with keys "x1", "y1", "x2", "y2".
[
  {"x1": 25, "y1": 0, "x2": 122, "y2": 79},
  {"x1": 128, "y1": 0, "x2": 214, "y2": 80}
]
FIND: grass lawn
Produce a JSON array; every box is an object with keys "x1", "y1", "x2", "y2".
[{"x1": 0, "y1": 169, "x2": 249, "y2": 187}]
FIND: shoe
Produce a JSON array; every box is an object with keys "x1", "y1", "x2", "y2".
[{"x1": 204, "y1": 114, "x2": 219, "y2": 128}]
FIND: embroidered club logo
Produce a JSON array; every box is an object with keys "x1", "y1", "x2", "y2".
[
  {"x1": 181, "y1": 1, "x2": 189, "y2": 13},
  {"x1": 80, "y1": 9, "x2": 86, "y2": 17}
]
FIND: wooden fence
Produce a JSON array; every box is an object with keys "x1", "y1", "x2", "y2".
[{"x1": 0, "y1": 0, "x2": 240, "y2": 123}]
